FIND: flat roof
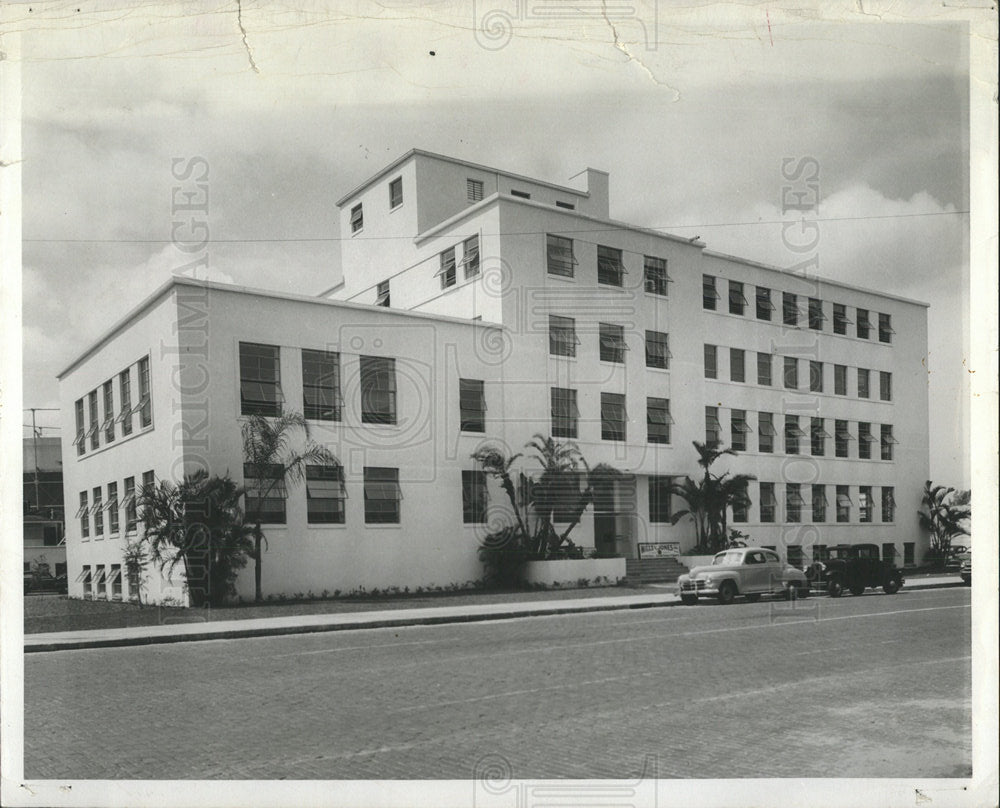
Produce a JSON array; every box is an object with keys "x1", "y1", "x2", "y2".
[
  {"x1": 57, "y1": 276, "x2": 501, "y2": 380},
  {"x1": 335, "y1": 148, "x2": 595, "y2": 208}
]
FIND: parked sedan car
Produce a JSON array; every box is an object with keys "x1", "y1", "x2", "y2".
[
  {"x1": 677, "y1": 547, "x2": 809, "y2": 605},
  {"x1": 805, "y1": 543, "x2": 903, "y2": 596},
  {"x1": 958, "y1": 550, "x2": 971, "y2": 585}
]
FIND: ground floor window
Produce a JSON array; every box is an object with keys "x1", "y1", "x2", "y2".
[
  {"x1": 364, "y1": 467, "x2": 402, "y2": 524},
  {"x1": 306, "y1": 464, "x2": 347, "y2": 524},
  {"x1": 109, "y1": 564, "x2": 123, "y2": 601},
  {"x1": 903, "y1": 543, "x2": 915, "y2": 566},
  {"x1": 787, "y1": 544, "x2": 804, "y2": 568},
  {"x1": 94, "y1": 565, "x2": 107, "y2": 599},
  {"x1": 882, "y1": 543, "x2": 897, "y2": 564},
  {"x1": 80, "y1": 565, "x2": 92, "y2": 598},
  {"x1": 462, "y1": 470, "x2": 488, "y2": 524}
]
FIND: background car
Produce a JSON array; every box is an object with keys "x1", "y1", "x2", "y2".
[
  {"x1": 958, "y1": 550, "x2": 971, "y2": 585},
  {"x1": 805, "y1": 543, "x2": 903, "y2": 596},
  {"x1": 678, "y1": 547, "x2": 809, "y2": 605}
]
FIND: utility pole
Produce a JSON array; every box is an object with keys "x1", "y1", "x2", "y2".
[{"x1": 31, "y1": 408, "x2": 40, "y2": 513}]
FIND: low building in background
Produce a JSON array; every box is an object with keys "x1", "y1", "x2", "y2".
[
  {"x1": 23, "y1": 436, "x2": 66, "y2": 579},
  {"x1": 58, "y1": 150, "x2": 931, "y2": 605}
]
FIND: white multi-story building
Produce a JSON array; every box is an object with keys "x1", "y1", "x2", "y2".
[{"x1": 59, "y1": 149, "x2": 930, "y2": 604}]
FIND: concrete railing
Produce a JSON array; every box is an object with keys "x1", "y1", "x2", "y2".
[{"x1": 523, "y1": 557, "x2": 627, "y2": 587}]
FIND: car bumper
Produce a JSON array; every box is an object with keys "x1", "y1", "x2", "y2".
[{"x1": 678, "y1": 581, "x2": 720, "y2": 597}]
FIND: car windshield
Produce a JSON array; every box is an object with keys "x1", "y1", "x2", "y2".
[{"x1": 713, "y1": 551, "x2": 744, "y2": 566}]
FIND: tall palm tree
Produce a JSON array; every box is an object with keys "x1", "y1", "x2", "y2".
[
  {"x1": 524, "y1": 434, "x2": 584, "y2": 557},
  {"x1": 918, "y1": 480, "x2": 971, "y2": 562},
  {"x1": 241, "y1": 412, "x2": 337, "y2": 601},
  {"x1": 470, "y1": 444, "x2": 528, "y2": 539}
]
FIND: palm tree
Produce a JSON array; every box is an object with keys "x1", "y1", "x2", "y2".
[
  {"x1": 241, "y1": 412, "x2": 338, "y2": 602},
  {"x1": 470, "y1": 444, "x2": 528, "y2": 539},
  {"x1": 553, "y1": 460, "x2": 625, "y2": 555},
  {"x1": 139, "y1": 471, "x2": 253, "y2": 606},
  {"x1": 918, "y1": 480, "x2": 971, "y2": 564},
  {"x1": 524, "y1": 434, "x2": 584, "y2": 557}
]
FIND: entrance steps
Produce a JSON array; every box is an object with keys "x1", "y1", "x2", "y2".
[{"x1": 625, "y1": 557, "x2": 689, "y2": 585}]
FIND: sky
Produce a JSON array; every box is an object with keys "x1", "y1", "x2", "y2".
[{"x1": 9, "y1": 0, "x2": 985, "y2": 487}]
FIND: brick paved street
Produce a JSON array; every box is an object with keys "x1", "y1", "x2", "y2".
[{"x1": 24, "y1": 587, "x2": 971, "y2": 780}]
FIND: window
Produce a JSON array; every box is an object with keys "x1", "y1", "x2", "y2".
[
  {"x1": 812, "y1": 485, "x2": 827, "y2": 522},
  {"x1": 757, "y1": 353, "x2": 772, "y2": 386},
  {"x1": 755, "y1": 287, "x2": 773, "y2": 320},
  {"x1": 389, "y1": 177, "x2": 403, "y2": 209},
  {"x1": 375, "y1": 280, "x2": 390, "y2": 307},
  {"x1": 551, "y1": 387, "x2": 579, "y2": 438},
  {"x1": 809, "y1": 361, "x2": 823, "y2": 393},
  {"x1": 244, "y1": 462, "x2": 287, "y2": 524},
  {"x1": 836, "y1": 486, "x2": 851, "y2": 522},
  {"x1": 857, "y1": 368, "x2": 870, "y2": 399},
  {"x1": 102, "y1": 380, "x2": 115, "y2": 443},
  {"x1": 548, "y1": 314, "x2": 578, "y2": 357},
  {"x1": 510, "y1": 189, "x2": 531, "y2": 199},
  {"x1": 78, "y1": 491, "x2": 90, "y2": 537},
  {"x1": 643, "y1": 256, "x2": 669, "y2": 295},
  {"x1": 118, "y1": 370, "x2": 133, "y2": 436},
  {"x1": 306, "y1": 464, "x2": 347, "y2": 524},
  {"x1": 81, "y1": 565, "x2": 92, "y2": 598},
  {"x1": 856, "y1": 308, "x2": 871, "y2": 339},
  {"x1": 123, "y1": 477, "x2": 137, "y2": 533},
  {"x1": 302, "y1": 349, "x2": 341, "y2": 421},
  {"x1": 788, "y1": 545, "x2": 804, "y2": 568},
  {"x1": 904, "y1": 542, "x2": 914, "y2": 566},
  {"x1": 858, "y1": 422, "x2": 873, "y2": 459},
  {"x1": 360, "y1": 356, "x2": 397, "y2": 425},
  {"x1": 106, "y1": 482, "x2": 119, "y2": 534},
  {"x1": 462, "y1": 470, "x2": 488, "y2": 524},
  {"x1": 808, "y1": 298, "x2": 824, "y2": 330},
  {"x1": 833, "y1": 303, "x2": 851, "y2": 335},
  {"x1": 109, "y1": 564, "x2": 122, "y2": 601},
  {"x1": 880, "y1": 424, "x2": 895, "y2": 461},
  {"x1": 878, "y1": 312, "x2": 893, "y2": 343},
  {"x1": 759, "y1": 483, "x2": 776, "y2": 522},
  {"x1": 364, "y1": 466, "x2": 401, "y2": 524},
  {"x1": 646, "y1": 397, "x2": 672, "y2": 444},
  {"x1": 731, "y1": 479, "x2": 749, "y2": 523},
  {"x1": 879, "y1": 371, "x2": 892, "y2": 401},
  {"x1": 467, "y1": 178, "x2": 484, "y2": 202},
  {"x1": 95, "y1": 566, "x2": 106, "y2": 599},
  {"x1": 599, "y1": 322, "x2": 627, "y2": 363},
  {"x1": 702, "y1": 275, "x2": 719, "y2": 310},
  {"x1": 92, "y1": 486, "x2": 103, "y2": 536},
  {"x1": 648, "y1": 476, "x2": 673, "y2": 523},
  {"x1": 546, "y1": 234, "x2": 576, "y2": 277},
  {"x1": 645, "y1": 330, "x2": 670, "y2": 370},
  {"x1": 783, "y1": 292, "x2": 799, "y2": 326},
  {"x1": 88, "y1": 389, "x2": 100, "y2": 450},
  {"x1": 758, "y1": 412, "x2": 775, "y2": 453},
  {"x1": 784, "y1": 415, "x2": 803, "y2": 455},
  {"x1": 555, "y1": 200, "x2": 575, "y2": 210},
  {"x1": 729, "y1": 348, "x2": 745, "y2": 383},
  {"x1": 783, "y1": 356, "x2": 798, "y2": 390},
  {"x1": 601, "y1": 392, "x2": 627, "y2": 441},
  {"x1": 142, "y1": 470, "x2": 155, "y2": 501},
  {"x1": 786, "y1": 484, "x2": 803, "y2": 523},
  {"x1": 136, "y1": 356, "x2": 152, "y2": 428},
  {"x1": 462, "y1": 235, "x2": 480, "y2": 279},
  {"x1": 881, "y1": 487, "x2": 895, "y2": 522},
  {"x1": 705, "y1": 406, "x2": 722, "y2": 449},
  {"x1": 834, "y1": 364, "x2": 848, "y2": 396},
  {"x1": 704, "y1": 344, "x2": 718, "y2": 379},
  {"x1": 239, "y1": 343, "x2": 282, "y2": 417},
  {"x1": 728, "y1": 280, "x2": 747, "y2": 315},
  {"x1": 75, "y1": 398, "x2": 86, "y2": 455},
  {"x1": 459, "y1": 378, "x2": 486, "y2": 432},
  {"x1": 438, "y1": 247, "x2": 457, "y2": 289},
  {"x1": 350, "y1": 203, "x2": 363, "y2": 233},
  {"x1": 859, "y1": 486, "x2": 873, "y2": 523},
  {"x1": 811, "y1": 417, "x2": 829, "y2": 456},
  {"x1": 835, "y1": 420, "x2": 853, "y2": 458},
  {"x1": 731, "y1": 409, "x2": 749, "y2": 451},
  {"x1": 597, "y1": 245, "x2": 625, "y2": 286}
]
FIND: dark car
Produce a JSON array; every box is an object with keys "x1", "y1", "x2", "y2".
[
  {"x1": 805, "y1": 543, "x2": 904, "y2": 597},
  {"x1": 23, "y1": 568, "x2": 68, "y2": 594}
]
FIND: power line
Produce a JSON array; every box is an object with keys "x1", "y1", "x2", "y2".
[{"x1": 21, "y1": 209, "x2": 970, "y2": 245}]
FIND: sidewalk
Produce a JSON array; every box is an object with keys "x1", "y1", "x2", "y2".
[{"x1": 23, "y1": 576, "x2": 962, "y2": 653}]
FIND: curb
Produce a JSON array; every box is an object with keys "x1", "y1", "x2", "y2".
[{"x1": 23, "y1": 579, "x2": 963, "y2": 653}]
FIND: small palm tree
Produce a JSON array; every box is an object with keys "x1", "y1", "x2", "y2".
[
  {"x1": 918, "y1": 480, "x2": 971, "y2": 564},
  {"x1": 524, "y1": 434, "x2": 584, "y2": 557},
  {"x1": 470, "y1": 444, "x2": 528, "y2": 539},
  {"x1": 242, "y1": 412, "x2": 338, "y2": 602}
]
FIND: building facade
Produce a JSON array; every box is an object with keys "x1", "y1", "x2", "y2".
[
  {"x1": 59, "y1": 150, "x2": 930, "y2": 604},
  {"x1": 23, "y1": 436, "x2": 66, "y2": 577}
]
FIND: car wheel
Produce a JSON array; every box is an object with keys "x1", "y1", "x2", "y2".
[
  {"x1": 827, "y1": 578, "x2": 844, "y2": 598},
  {"x1": 883, "y1": 577, "x2": 901, "y2": 595},
  {"x1": 717, "y1": 580, "x2": 737, "y2": 605},
  {"x1": 796, "y1": 585, "x2": 809, "y2": 599},
  {"x1": 745, "y1": 593, "x2": 762, "y2": 603},
  {"x1": 680, "y1": 594, "x2": 698, "y2": 605},
  {"x1": 849, "y1": 583, "x2": 866, "y2": 596}
]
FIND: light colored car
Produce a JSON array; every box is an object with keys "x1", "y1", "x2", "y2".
[
  {"x1": 959, "y1": 550, "x2": 971, "y2": 585},
  {"x1": 678, "y1": 547, "x2": 809, "y2": 605}
]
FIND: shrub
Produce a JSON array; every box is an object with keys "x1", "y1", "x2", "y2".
[{"x1": 478, "y1": 526, "x2": 530, "y2": 589}]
